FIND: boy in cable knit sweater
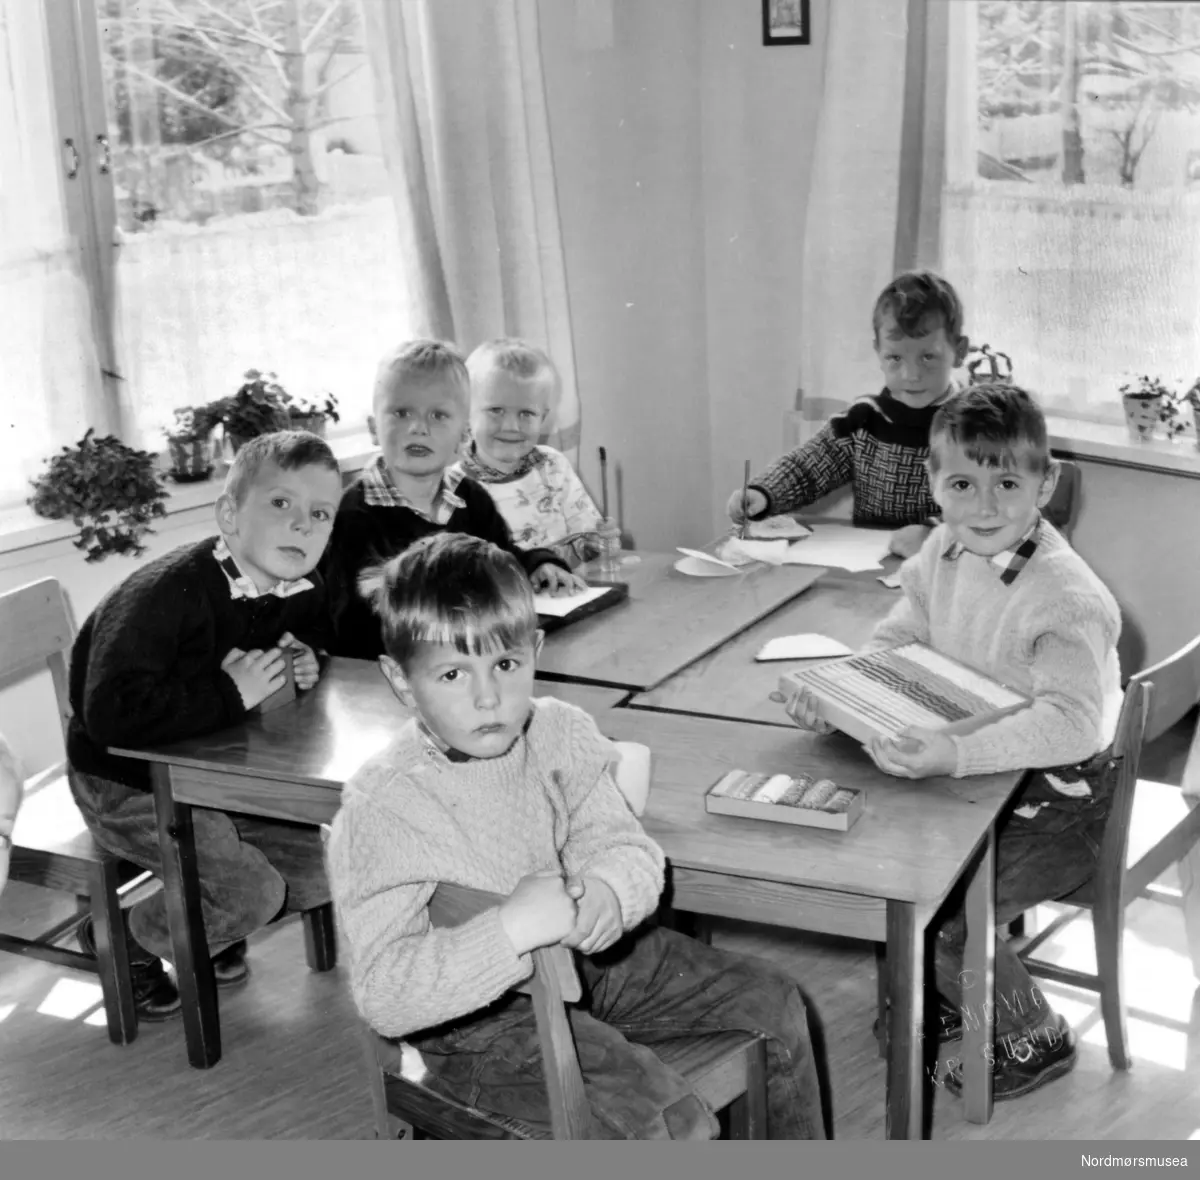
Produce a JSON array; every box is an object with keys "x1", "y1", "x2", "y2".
[
  {"x1": 786, "y1": 383, "x2": 1121, "y2": 1101},
  {"x1": 326, "y1": 533, "x2": 826, "y2": 1140}
]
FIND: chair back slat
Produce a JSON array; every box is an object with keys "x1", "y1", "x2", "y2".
[
  {"x1": 529, "y1": 947, "x2": 593, "y2": 1138},
  {"x1": 0, "y1": 578, "x2": 76, "y2": 743},
  {"x1": 1133, "y1": 632, "x2": 1200, "y2": 746}
]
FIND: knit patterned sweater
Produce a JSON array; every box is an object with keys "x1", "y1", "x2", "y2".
[
  {"x1": 864, "y1": 521, "x2": 1122, "y2": 777},
  {"x1": 752, "y1": 390, "x2": 942, "y2": 528},
  {"x1": 326, "y1": 698, "x2": 666, "y2": 1040}
]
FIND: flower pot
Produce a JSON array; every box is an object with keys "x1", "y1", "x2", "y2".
[
  {"x1": 290, "y1": 413, "x2": 328, "y2": 438},
  {"x1": 167, "y1": 437, "x2": 214, "y2": 482},
  {"x1": 1121, "y1": 393, "x2": 1162, "y2": 441}
]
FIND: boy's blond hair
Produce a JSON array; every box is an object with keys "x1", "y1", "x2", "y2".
[
  {"x1": 466, "y1": 338, "x2": 559, "y2": 402},
  {"x1": 222, "y1": 430, "x2": 340, "y2": 506},
  {"x1": 374, "y1": 340, "x2": 469, "y2": 404}
]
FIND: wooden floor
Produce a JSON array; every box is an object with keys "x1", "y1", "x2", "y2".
[{"x1": 2, "y1": 713, "x2": 1198, "y2": 1140}]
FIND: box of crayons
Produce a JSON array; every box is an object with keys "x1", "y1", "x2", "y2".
[{"x1": 705, "y1": 769, "x2": 864, "y2": 832}]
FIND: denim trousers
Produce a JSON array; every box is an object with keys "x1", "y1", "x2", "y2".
[
  {"x1": 932, "y1": 757, "x2": 1113, "y2": 1042},
  {"x1": 409, "y1": 923, "x2": 827, "y2": 1140},
  {"x1": 69, "y1": 768, "x2": 329, "y2": 963}
]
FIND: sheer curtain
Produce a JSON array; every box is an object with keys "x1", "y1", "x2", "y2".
[
  {"x1": 359, "y1": 0, "x2": 581, "y2": 461},
  {"x1": 0, "y1": 0, "x2": 103, "y2": 510}
]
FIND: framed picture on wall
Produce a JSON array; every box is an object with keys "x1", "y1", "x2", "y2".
[{"x1": 762, "y1": 0, "x2": 810, "y2": 46}]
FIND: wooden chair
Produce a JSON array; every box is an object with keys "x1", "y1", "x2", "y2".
[
  {"x1": 1017, "y1": 632, "x2": 1200, "y2": 1070},
  {"x1": 363, "y1": 881, "x2": 769, "y2": 1140},
  {"x1": 1043, "y1": 458, "x2": 1081, "y2": 540},
  {"x1": 0, "y1": 578, "x2": 141, "y2": 1044}
]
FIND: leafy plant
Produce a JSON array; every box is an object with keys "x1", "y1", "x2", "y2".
[
  {"x1": 966, "y1": 343, "x2": 1014, "y2": 385},
  {"x1": 28, "y1": 429, "x2": 169, "y2": 562},
  {"x1": 217, "y1": 369, "x2": 293, "y2": 444},
  {"x1": 165, "y1": 402, "x2": 223, "y2": 443},
  {"x1": 1120, "y1": 375, "x2": 1190, "y2": 439},
  {"x1": 1119, "y1": 374, "x2": 1173, "y2": 401},
  {"x1": 288, "y1": 392, "x2": 340, "y2": 424}
]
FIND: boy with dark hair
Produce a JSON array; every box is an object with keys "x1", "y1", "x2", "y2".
[
  {"x1": 327, "y1": 533, "x2": 827, "y2": 1139},
  {"x1": 67, "y1": 430, "x2": 343, "y2": 1019},
  {"x1": 728, "y1": 270, "x2": 969, "y2": 557},
  {"x1": 786, "y1": 382, "x2": 1123, "y2": 1098},
  {"x1": 320, "y1": 339, "x2": 584, "y2": 660}
]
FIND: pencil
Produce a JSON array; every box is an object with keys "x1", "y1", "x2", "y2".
[
  {"x1": 740, "y1": 459, "x2": 750, "y2": 538},
  {"x1": 599, "y1": 446, "x2": 609, "y2": 521}
]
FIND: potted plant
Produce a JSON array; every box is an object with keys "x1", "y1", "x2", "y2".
[
  {"x1": 1119, "y1": 375, "x2": 1173, "y2": 441},
  {"x1": 28, "y1": 429, "x2": 169, "y2": 562},
  {"x1": 288, "y1": 393, "x2": 340, "y2": 438},
  {"x1": 966, "y1": 343, "x2": 1014, "y2": 385},
  {"x1": 1182, "y1": 379, "x2": 1200, "y2": 444},
  {"x1": 217, "y1": 370, "x2": 293, "y2": 453},
  {"x1": 165, "y1": 403, "x2": 222, "y2": 481}
]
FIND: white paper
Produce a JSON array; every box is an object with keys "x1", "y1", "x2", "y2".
[
  {"x1": 878, "y1": 572, "x2": 903, "y2": 589},
  {"x1": 534, "y1": 584, "x2": 613, "y2": 617},
  {"x1": 674, "y1": 556, "x2": 740, "y2": 578},
  {"x1": 781, "y1": 524, "x2": 891, "y2": 571},
  {"x1": 755, "y1": 633, "x2": 855, "y2": 662},
  {"x1": 718, "y1": 537, "x2": 791, "y2": 566},
  {"x1": 746, "y1": 515, "x2": 812, "y2": 541},
  {"x1": 676, "y1": 546, "x2": 741, "y2": 571}
]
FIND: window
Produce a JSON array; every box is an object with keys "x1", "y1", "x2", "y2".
[
  {"x1": 1, "y1": 0, "x2": 411, "y2": 510},
  {"x1": 941, "y1": 1, "x2": 1200, "y2": 425}
]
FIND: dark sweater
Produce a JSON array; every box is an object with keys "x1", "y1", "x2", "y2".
[
  {"x1": 67, "y1": 537, "x2": 329, "y2": 792},
  {"x1": 320, "y1": 475, "x2": 568, "y2": 660},
  {"x1": 752, "y1": 389, "x2": 943, "y2": 528}
]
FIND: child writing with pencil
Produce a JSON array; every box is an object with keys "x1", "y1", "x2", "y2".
[
  {"x1": 728, "y1": 271, "x2": 969, "y2": 559},
  {"x1": 326, "y1": 532, "x2": 827, "y2": 1139},
  {"x1": 321, "y1": 340, "x2": 587, "y2": 660},
  {"x1": 458, "y1": 338, "x2": 622, "y2": 569},
  {"x1": 784, "y1": 383, "x2": 1122, "y2": 1100}
]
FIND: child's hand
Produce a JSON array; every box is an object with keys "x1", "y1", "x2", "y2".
[
  {"x1": 278, "y1": 633, "x2": 320, "y2": 691},
  {"x1": 772, "y1": 686, "x2": 835, "y2": 734},
  {"x1": 532, "y1": 563, "x2": 587, "y2": 597},
  {"x1": 221, "y1": 645, "x2": 287, "y2": 710},
  {"x1": 561, "y1": 875, "x2": 623, "y2": 955},
  {"x1": 888, "y1": 524, "x2": 932, "y2": 559},
  {"x1": 866, "y1": 727, "x2": 957, "y2": 779},
  {"x1": 727, "y1": 486, "x2": 766, "y2": 524},
  {"x1": 499, "y1": 870, "x2": 579, "y2": 955}
]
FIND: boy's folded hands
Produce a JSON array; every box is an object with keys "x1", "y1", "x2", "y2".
[
  {"x1": 278, "y1": 632, "x2": 320, "y2": 690},
  {"x1": 562, "y1": 875, "x2": 623, "y2": 955},
  {"x1": 498, "y1": 870, "x2": 624, "y2": 957},
  {"x1": 221, "y1": 645, "x2": 288, "y2": 710}
]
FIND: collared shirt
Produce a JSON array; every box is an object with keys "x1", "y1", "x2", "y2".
[
  {"x1": 360, "y1": 456, "x2": 467, "y2": 524},
  {"x1": 213, "y1": 538, "x2": 314, "y2": 601},
  {"x1": 942, "y1": 516, "x2": 1041, "y2": 586},
  {"x1": 456, "y1": 441, "x2": 549, "y2": 485}
]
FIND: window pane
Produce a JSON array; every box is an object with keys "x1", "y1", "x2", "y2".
[
  {"x1": 96, "y1": 0, "x2": 409, "y2": 448},
  {"x1": 944, "y1": 1, "x2": 1200, "y2": 425}
]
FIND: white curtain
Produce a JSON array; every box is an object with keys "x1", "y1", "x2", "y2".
[
  {"x1": 0, "y1": 0, "x2": 103, "y2": 507},
  {"x1": 359, "y1": 0, "x2": 581, "y2": 461}
]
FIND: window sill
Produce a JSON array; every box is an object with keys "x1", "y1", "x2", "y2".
[
  {"x1": 0, "y1": 433, "x2": 379, "y2": 559},
  {"x1": 1048, "y1": 416, "x2": 1200, "y2": 480}
]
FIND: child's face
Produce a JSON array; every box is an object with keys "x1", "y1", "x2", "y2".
[
  {"x1": 373, "y1": 373, "x2": 469, "y2": 481},
  {"x1": 217, "y1": 461, "x2": 342, "y2": 590},
  {"x1": 470, "y1": 369, "x2": 552, "y2": 471},
  {"x1": 874, "y1": 312, "x2": 966, "y2": 408},
  {"x1": 381, "y1": 635, "x2": 542, "y2": 759},
  {"x1": 929, "y1": 441, "x2": 1055, "y2": 558}
]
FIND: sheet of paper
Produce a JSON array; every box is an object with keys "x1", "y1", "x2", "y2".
[
  {"x1": 755, "y1": 634, "x2": 855, "y2": 662},
  {"x1": 746, "y1": 515, "x2": 812, "y2": 541},
  {"x1": 878, "y1": 572, "x2": 903, "y2": 589},
  {"x1": 534, "y1": 584, "x2": 612, "y2": 617},
  {"x1": 781, "y1": 524, "x2": 891, "y2": 572},
  {"x1": 677, "y1": 546, "x2": 741, "y2": 571},
  {"x1": 718, "y1": 536, "x2": 791, "y2": 566}
]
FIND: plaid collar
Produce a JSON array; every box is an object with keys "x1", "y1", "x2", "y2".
[
  {"x1": 457, "y1": 441, "x2": 547, "y2": 485},
  {"x1": 361, "y1": 456, "x2": 466, "y2": 524},
  {"x1": 943, "y1": 517, "x2": 1042, "y2": 586},
  {"x1": 212, "y1": 538, "x2": 314, "y2": 601}
]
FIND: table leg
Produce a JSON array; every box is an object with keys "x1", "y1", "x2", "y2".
[
  {"x1": 961, "y1": 828, "x2": 996, "y2": 1124},
  {"x1": 151, "y1": 763, "x2": 221, "y2": 1068},
  {"x1": 1180, "y1": 784, "x2": 1200, "y2": 983},
  {"x1": 885, "y1": 900, "x2": 926, "y2": 1140}
]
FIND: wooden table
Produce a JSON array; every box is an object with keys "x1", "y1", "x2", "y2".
[
  {"x1": 599, "y1": 707, "x2": 1022, "y2": 1140},
  {"x1": 631, "y1": 576, "x2": 899, "y2": 726},
  {"x1": 536, "y1": 551, "x2": 826, "y2": 692},
  {"x1": 112, "y1": 660, "x2": 628, "y2": 1071}
]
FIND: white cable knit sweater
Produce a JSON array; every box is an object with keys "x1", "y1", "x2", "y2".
[
  {"x1": 326, "y1": 698, "x2": 665, "y2": 1039},
  {"x1": 865, "y1": 521, "x2": 1122, "y2": 777}
]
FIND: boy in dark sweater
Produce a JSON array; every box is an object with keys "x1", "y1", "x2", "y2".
[
  {"x1": 321, "y1": 340, "x2": 583, "y2": 660},
  {"x1": 727, "y1": 271, "x2": 969, "y2": 557},
  {"x1": 67, "y1": 431, "x2": 344, "y2": 1020}
]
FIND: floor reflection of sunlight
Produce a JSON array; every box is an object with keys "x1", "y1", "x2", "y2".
[
  {"x1": 1189, "y1": 1128, "x2": 1200, "y2": 1140},
  {"x1": 35, "y1": 978, "x2": 104, "y2": 1020},
  {"x1": 0, "y1": 1003, "x2": 16, "y2": 1025},
  {"x1": 83, "y1": 1007, "x2": 109, "y2": 1027},
  {"x1": 1079, "y1": 1014, "x2": 1188, "y2": 1071}
]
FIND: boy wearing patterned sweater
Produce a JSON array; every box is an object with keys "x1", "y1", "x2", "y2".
[
  {"x1": 326, "y1": 534, "x2": 826, "y2": 1139},
  {"x1": 320, "y1": 340, "x2": 583, "y2": 660},
  {"x1": 786, "y1": 383, "x2": 1122, "y2": 1100},
  {"x1": 458, "y1": 338, "x2": 620, "y2": 569},
  {"x1": 728, "y1": 270, "x2": 969, "y2": 558},
  {"x1": 67, "y1": 432, "x2": 343, "y2": 1020}
]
